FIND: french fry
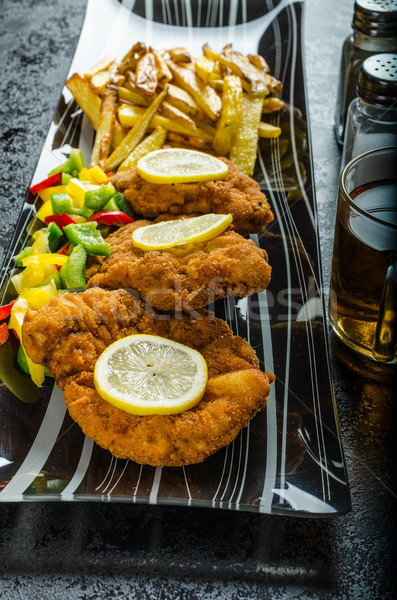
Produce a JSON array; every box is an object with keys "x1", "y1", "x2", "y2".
[
  {"x1": 258, "y1": 122, "x2": 282, "y2": 138},
  {"x1": 247, "y1": 54, "x2": 270, "y2": 73},
  {"x1": 118, "y1": 86, "x2": 148, "y2": 106},
  {"x1": 135, "y1": 52, "x2": 158, "y2": 96},
  {"x1": 212, "y1": 75, "x2": 242, "y2": 156},
  {"x1": 194, "y1": 56, "x2": 216, "y2": 84},
  {"x1": 166, "y1": 132, "x2": 212, "y2": 151},
  {"x1": 160, "y1": 101, "x2": 199, "y2": 133},
  {"x1": 203, "y1": 44, "x2": 270, "y2": 97},
  {"x1": 84, "y1": 55, "x2": 115, "y2": 79},
  {"x1": 262, "y1": 97, "x2": 285, "y2": 113},
  {"x1": 118, "y1": 127, "x2": 166, "y2": 171},
  {"x1": 166, "y1": 84, "x2": 202, "y2": 118},
  {"x1": 168, "y1": 47, "x2": 192, "y2": 63},
  {"x1": 167, "y1": 60, "x2": 221, "y2": 121},
  {"x1": 152, "y1": 49, "x2": 173, "y2": 86},
  {"x1": 229, "y1": 94, "x2": 263, "y2": 176},
  {"x1": 65, "y1": 73, "x2": 101, "y2": 128},
  {"x1": 118, "y1": 104, "x2": 213, "y2": 141},
  {"x1": 90, "y1": 84, "x2": 118, "y2": 167},
  {"x1": 89, "y1": 70, "x2": 114, "y2": 95},
  {"x1": 103, "y1": 90, "x2": 166, "y2": 171}
]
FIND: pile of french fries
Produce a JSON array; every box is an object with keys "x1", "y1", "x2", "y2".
[{"x1": 66, "y1": 42, "x2": 284, "y2": 177}]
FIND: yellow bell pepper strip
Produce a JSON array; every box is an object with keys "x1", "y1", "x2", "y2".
[
  {"x1": 0, "y1": 339, "x2": 41, "y2": 403},
  {"x1": 38, "y1": 184, "x2": 68, "y2": 203},
  {"x1": 36, "y1": 199, "x2": 54, "y2": 222},
  {"x1": 50, "y1": 193, "x2": 92, "y2": 218},
  {"x1": 11, "y1": 261, "x2": 46, "y2": 294},
  {"x1": 79, "y1": 166, "x2": 108, "y2": 185},
  {"x1": 9, "y1": 298, "x2": 45, "y2": 387},
  {"x1": 17, "y1": 345, "x2": 53, "y2": 378},
  {"x1": 48, "y1": 148, "x2": 86, "y2": 178},
  {"x1": 22, "y1": 254, "x2": 68, "y2": 268},
  {"x1": 66, "y1": 178, "x2": 100, "y2": 208},
  {"x1": 63, "y1": 222, "x2": 111, "y2": 256},
  {"x1": 30, "y1": 229, "x2": 50, "y2": 255},
  {"x1": 84, "y1": 181, "x2": 116, "y2": 211},
  {"x1": 20, "y1": 280, "x2": 58, "y2": 310},
  {"x1": 13, "y1": 247, "x2": 32, "y2": 267},
  {"x1": 59, "y1": 244, "x2": 87, "y2": 290}
]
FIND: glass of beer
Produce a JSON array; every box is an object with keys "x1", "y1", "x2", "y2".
[{"x1": 329, "y1": 147, "x2": 397, "y2": 364}]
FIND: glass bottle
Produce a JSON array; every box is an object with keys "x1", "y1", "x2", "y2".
[
  {"x1": 334, "y1": 0, "x2": 397, "y2": 145},
  {"x1": 342, "y1": 53, "x2": 397, "y2": 169}
]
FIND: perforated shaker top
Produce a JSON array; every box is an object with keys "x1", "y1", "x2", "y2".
[
  {"x1": 358, "y1": 53, "x2": 397, "y2": 104},
  {"x1": 353, "y1": 0, "x2": 397, "y2": 36}
]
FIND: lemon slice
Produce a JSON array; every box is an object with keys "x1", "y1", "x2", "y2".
[
  {"x1": 132, "y1": 213, "x2": 233, "y2": 251},
  {"x1": 137, "y1": 148, "x2": 229, "y2": 183},
  {"x1": 94, "y1": 334, "x2": 208, "y2": 415}
]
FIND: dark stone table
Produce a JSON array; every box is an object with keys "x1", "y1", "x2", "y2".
[{"x1": 0, "y1": 1, "x2": 395, "y2": 598}]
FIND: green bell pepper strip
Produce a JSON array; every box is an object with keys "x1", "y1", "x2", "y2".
[
  {"x1": 103, "y1": 196, "x2": 120, "y2": 211},
  {"x1": 47, "y1": 222, "x2": 63, "y2": 252},
  {"x1": 60, "y1": 244, "x2": 87, "y2": 290},
  {"x1": 63, "y1": 222, "x2": 111, "y2": 256},
  {"x1": 113, "y1": 192, "x2": 135, "y2": 218},
  {"x1": 48, "y1": 148, "x2": 85, "y2": 178},
  {"x1": 36, "y1": 270, "x2": 62, "y2": 290},
  {"x1": 50, "y1": 193, "x2": 92, "y2": 219},
  {"x1": 84, "y1": 182, "x2": 116, "y2": 211},
  {"x1": 17, "y1": 345, "x2": 53, "y2": 378},
  {"x1": 13, "y1": 247, "x2": 32, "y2": 267}
]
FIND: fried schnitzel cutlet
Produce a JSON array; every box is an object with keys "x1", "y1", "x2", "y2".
[
  {"x1": 85, "y1": 221, "x2": 271, "y2": 311},
  {"x1": 22, "y1": 288, "x2": 274, "y2": 467},
  {"x1": 110, "y1": 158, "x2": 273, "y2": 236}
]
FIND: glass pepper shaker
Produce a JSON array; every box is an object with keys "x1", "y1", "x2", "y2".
[
  {"x1": 341, "y1": 53, "x2": 397, "y2": 169},
  {"x1": 334, "y1": 0, "x2": 397, "y2": 146}
]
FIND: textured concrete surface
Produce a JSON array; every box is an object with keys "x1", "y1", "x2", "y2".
[{"x1": 0, "y1": 1, "x2": 396, "y2": 599}]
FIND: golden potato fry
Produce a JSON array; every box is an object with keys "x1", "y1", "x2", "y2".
[
  {"x1": 84, "y1": 55, "x2": 115, "y2": 79},
  {"x1": 258, "y1": 122, "x2": 282, "y2": 138},
  {"x1": 118, "y1": 42, "x2": 147, "y2": 74},
  {"x1": 167, "y1": 60, "x2": 221, "y2": 121},
  {"x1": 166, "y1": 131, "x2": 212, "y2": 151},
  {"x1": 166, "y1": 84, "x2": 202, "y2": 118},
  {"x1": 66, "y1": 73, "x2": 101, "y2": 128},
  {"x1": 118, "y1": 104, "x2": 213, "y2": 141},
  {"x1": 247, "y1": 54, "x2": 270, "y2": 73},
  {"x1": 212, "y1": 75, "x2": 242, "y2": 156},
  {"x1": 160, "y1": 101, "x2": 199, "y2": 133},
  {"x1": 89, "y1": 70, "x2": 114, "y2": 95},
  {"x1": 90, "y1": 84, "x2": 118, "y2": 167},
  {"x1": 135, "y1": 52, "x2": 158, "y2": 96},
  {"x1": 168, "y1": 47, "x2": 192, "y2": 63},
  {"x1": 229, "y1": 94, "x2": 263, "y2": 176},
  {"x1": 262, "y1": 97, "x2": 285, "y2": 113},
  {"x1": 152, "y1": 49, "x2": 173, "y2": 86},
  {"x1": 203, "y1": 43, "x2": 271, "y2": 97},
  {"x1": 103, "y1": 90, "x2": 166, "y2": 171},
  {"x1": 118, "y1": 86, "x2": 149, "y2": 106},
  {"x1": 118, "y1": 127, "x2": 166, "y2": 171},
  {"x1": 194, "y1": 56, "x2": 215, "y2": 84}
]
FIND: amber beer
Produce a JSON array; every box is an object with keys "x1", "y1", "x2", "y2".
[{"x1": 329, "y1": 148, "x2": 397, "y2": 362}]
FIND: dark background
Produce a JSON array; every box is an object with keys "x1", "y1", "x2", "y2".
[{"x1": 0, "y1": 1, "x2": 396, "y2": 598}]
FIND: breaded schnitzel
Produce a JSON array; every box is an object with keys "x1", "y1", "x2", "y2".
[
  {"x1": 85, "y1": 221, "x2": 271, "y2": 311},
  {"x1": 22, "y1": 288, "x2": 274, "y2": 466},
  {"x1": 110, "y1": 158, "x2": 273, "y2": 236}
]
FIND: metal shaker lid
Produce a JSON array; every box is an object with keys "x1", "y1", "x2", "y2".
[
  {"x1": 357, "y1": 53, "x2": 397, "y2": 104},
  {"x1": 353, "y1": 0, "x2": 397, "y2": 36}
]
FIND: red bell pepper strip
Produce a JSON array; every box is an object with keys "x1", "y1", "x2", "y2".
[
  {"x1": 0, "y1": 322, "x2": 9, "y2": 344},
  {"x1": 87, "y1": 211, "x2": 134, "y2": 226},
  {"x1": 30, "y1": 172, "x2": 63, "y2": 194},
  {"x1": 0, "y1": 301, "x2": 16, "y2": 320},
  {"x1": 44, "y1": 213, "x2": 77, "y2": 231}
]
